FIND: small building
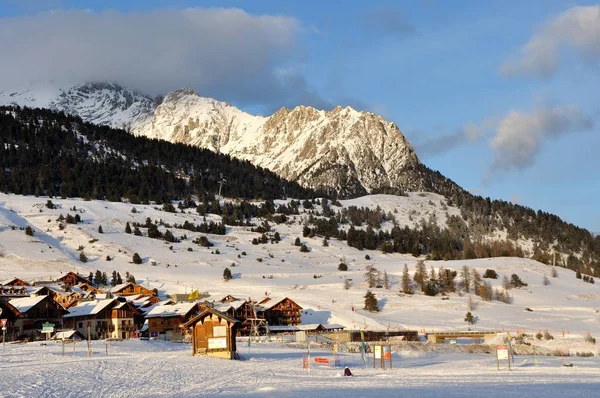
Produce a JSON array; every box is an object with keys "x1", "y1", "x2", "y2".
[
  {"x1": 110, "y1": 282, "x2": 156, "y2": 297},
  {"x1": 1, "y1": 278, "x2": 31, "y2": 287},
  {"x1": 145, "y1": 302, "x2": 201, "y2": 340},
  {"x1": 257, "y1": 297, "x2": 302, "y2": 326},
  {"x1": 53, "y1": 330, "x2": 85, "y2": 341},
  {"x1": 4, "y1": 295, "x2": 67, "y2": 341},
  {"x1": 182, "y1": 308, "x2": 240, "y2": 359},
  {"x1": 63, "y1": 298, "x2": 140, "y2": 339},
  {"x1": 56, "y1": 272, "x2": 89, "y2": 287}
]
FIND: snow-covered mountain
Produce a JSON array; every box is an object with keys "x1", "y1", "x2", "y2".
[
  {"x1": 0, "y1": 83, "x2": 428, "y2": 197},
  {"x1": 0, "y1": 82, "x2": 156, "y2": 132}
]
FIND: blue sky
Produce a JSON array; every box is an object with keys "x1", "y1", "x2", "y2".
[{"x1": 1, "y1": 0, "x2": 599, "y2": 232}]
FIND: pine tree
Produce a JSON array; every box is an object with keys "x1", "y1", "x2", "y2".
[
  {"x1": 460, "y1": 265, "x2": 471, "y2": 293},
  {"x1": 294, "y1": 237, "x2": 301, "y2": 247},
  {"x1": 125, "y1": 272, "x2": 136, "y2": 284},
  {"x1": 98, "y1": 225, "x2": 104, "y2": 234},
  {"x1": 383, "y1": 270, "x2": 390, "y2": 290},
  {"x1": 401, "y1": 264, "x2": 413, "y2": 294},
  {"x1": 132, "y1": 253, "x2": 142, "y2": 264},
  {"x1": 413, "y1": 260, "x2": 428, "y2": 292},
  {"x1": 111, "y1": 271, "x2": 118, "y2": 287},
  {"x1": 25, "y1": 226, "x2": 34, "y2": 236},
  {"x1": 88, "y1": 272, "x2": 94, "y2": 284},
  {"x1": 364, "y1": 290, "x2": 379, "y2": 312},
  {"x1": 322, "y1": 237, "x2": 329, "y2": 247},
  {"x1": 464, "y1": 311, "x2": 475, "y2": 324},
  {"x1": 223, "y1": 267, "x2": 232, "y2": 281},
  {"x1": 576, "y1": 270, "x2": 582, "y2": 279},
  {"x1": 116, "y1": 272, "x2": 123, "y2": 285},
  {"x1": 79, "y1": 251, "x2": 88, "y2": 263},
  {"x1": 101, "y1": 272, "x2": 108, "y2": 285},
  {"x1": 125, "y1": 222, "x2": 132, "y2": 234},
  {"x1": 365, "y1": 264, "x2": 378, "y2": 288},
  {"x1": 94, "y1": 270, "x2": 103, "y2": 286}
]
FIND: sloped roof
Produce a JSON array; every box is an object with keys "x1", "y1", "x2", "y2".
[
  {"x1": 9, "y1": 295, "x2": 47, "y2": 313},
  {"x1": 64, "y1": 299, "x2": 116, "y2": 318},
  {"x1": 182, "y1": 307, "x2": 239, "y2": 329},
  {"x1": 109, "y1": 283, "x2": 131, "y2": 293},
  {"x1": 258, "y1": 296, "x2": 302, "y2": 310},
  {"x1": 145, "y1": 302, "x2": 197, "y2": 319}
]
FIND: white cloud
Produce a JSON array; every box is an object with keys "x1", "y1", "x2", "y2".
[
  {"x1": 489, "y1": 105, "x2": 593, "y2": 172},
  {"x1": 0, "y1": 8, "x2": 330, "y2": 111},
  {"x1": 501, "y1": 5, "x2": 600, "y2": 78}
]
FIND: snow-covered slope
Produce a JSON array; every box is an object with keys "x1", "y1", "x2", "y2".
[
  {"x1": 1, "y1": 83, "x2": 425, "y2": 196},
  {"x1": 1, "y1": 193, "x2": 598, "y2": 339}
]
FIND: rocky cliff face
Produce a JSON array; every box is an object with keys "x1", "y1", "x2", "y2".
[
  {"x1": 1, "y1": 83, "x2": 433, "y2": 197},
  {"x1": 141, "y1": 89, "x2": 423, "y2": 197}
]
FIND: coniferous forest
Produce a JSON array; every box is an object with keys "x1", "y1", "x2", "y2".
[{"x1": 0, "y1": 106, "x2": 318, "y2": 202}]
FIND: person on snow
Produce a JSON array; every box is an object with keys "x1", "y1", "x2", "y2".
[{"x1": 344, "y1": 366, "x2": 353, "y2": 377}]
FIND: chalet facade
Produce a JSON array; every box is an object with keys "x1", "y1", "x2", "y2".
[
  {"x1": 145, "y1": 302, "x2": 202, "y2": 340},
  {"x1": 63, "y1": 298, "x2": 140, "y2": 339},
  {"x1": 1, "y1": 278, "x2": 30, "y2": 287},
  {"x1": 110, "y1": 282, "x2": 155, "y2": 297},
  {"x1": 57, "y1": 272, "x2": 89, "y2": 287},
  {"x1": 182, "y1": 308, "x2": 240, "y2": 359},
  {"x1": 2, "y1": 295, "x2": 67, "y2": 341},
  {"x1": 258, "y1": 297, "x2": 302, "y2": 326}
]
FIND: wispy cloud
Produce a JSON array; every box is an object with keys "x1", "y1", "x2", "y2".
[
  {"x1": 0, "y1": 8, "x2": 331, "y2": 111},
  {"x1": 501, "y1": 5, "x2": 600, "y2": 78},
  {"x1": 488, "y1": 104, "x2": 593, "y2": 173},
  {"x1": 414, "y1": 118, "x2": 495, "y2": 156}
]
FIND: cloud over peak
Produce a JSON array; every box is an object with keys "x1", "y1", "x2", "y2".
[
  {"x1": 501, "y1": 5, "x2": 600, "y2": 78},
  {"x1": 0, "y1": 8, "x2": 331, "y2": 112}
]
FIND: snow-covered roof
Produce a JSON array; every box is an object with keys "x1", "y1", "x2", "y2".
[
  {"x1": 53, "y1": 330, "x2": 82, "y2": 340},
  {"x1": 322, "y1": 324, "x2": 345, "y2": 330},
  {"x1": 258, "y1": 296, "x2": 292, "y2": 310},
  {"x1": 45, "y1": 285, "x2": 71, "y2": 296},
  {"x1": 145, "y1": 302, "x2": 197, "y2": 318},
  {"x1": 9, "y1": 295, "x2": 47, "y2": 313},
  {"x1": 109, "y1": 283, "x2": 132, "y2": 293},
  {"x1": 64, "y1": 299, "x2": 115, "y2": 318}
]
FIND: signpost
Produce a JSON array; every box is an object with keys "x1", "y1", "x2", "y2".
[
  {"x1": 373, "y1": 345, "x2": 392, "y2": 370},
  {"x1": 42, "y1": 323, "x2": 54, "y2": 340},
  {"x1": 496, "y1": 345, "x2": 511, "y2": 371},
  {"x1": 1, "y1": 318, "x2": 7, "y2": 348}
]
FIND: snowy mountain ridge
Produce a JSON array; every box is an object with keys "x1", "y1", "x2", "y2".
[{"x1": 0, "y1": 82, "x2": 424, "y2": 197}]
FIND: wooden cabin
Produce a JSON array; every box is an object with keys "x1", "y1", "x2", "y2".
[
  {"x1": 110, "y1": 282, "x2": 155, "y2": 297},
  {"x1": 145, "y1": 302, "x2": 201, "y2": 340},
  {"x1": 1, "y1": 277, "x2": 30, "y2": 287},
  {"x1": 258, "y1": 297, "x2": 302, "y2": 326},
  {"x1": 5, "y1": 295, "x2": 67, "y2": 341},
  {"x1": 56, "y1": 272, "x2": 89, "y2": 287},
  {"x1": 63, "y1": 298, "x2": 140, "y2": 340},
  {"x1": 182, "y1": 308, "x2": 240, "y2": 359}
]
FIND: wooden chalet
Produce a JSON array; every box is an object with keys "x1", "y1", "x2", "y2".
[
  {"x1": 3, "y1": 295, "x2": 67, "y2": 341},
  {"x1": 56, "y1": 272, "x2": 89, "y2": 287},
  {"x1": 110, "y1": 282, "x2": 156, "y2": 297},
  {"x1": 63, "y1": 298, "x2": 140, "y2": 339},
  {"x1": 46, "y1": 286, "x2": 83, "y2": 309},
  {"x1": 258, "y1": 297, "x2": 302, "y2": 326},
  {"x1": 213, "y1": 299, "x2": 259, "y2": 335},
  {"x1": 182, "y1": 308, "x2": 240, "y2": 359},
  {"x1": 1, "y1": 277, "x2": 30, "y2": 286},
  {"x1": 145, "y1": 302, "x2": 201, "y2": 340}
]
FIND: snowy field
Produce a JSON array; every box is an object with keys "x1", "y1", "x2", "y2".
[{"x1": 0, "y1": 340, "x2": 599, "y2": 397}]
